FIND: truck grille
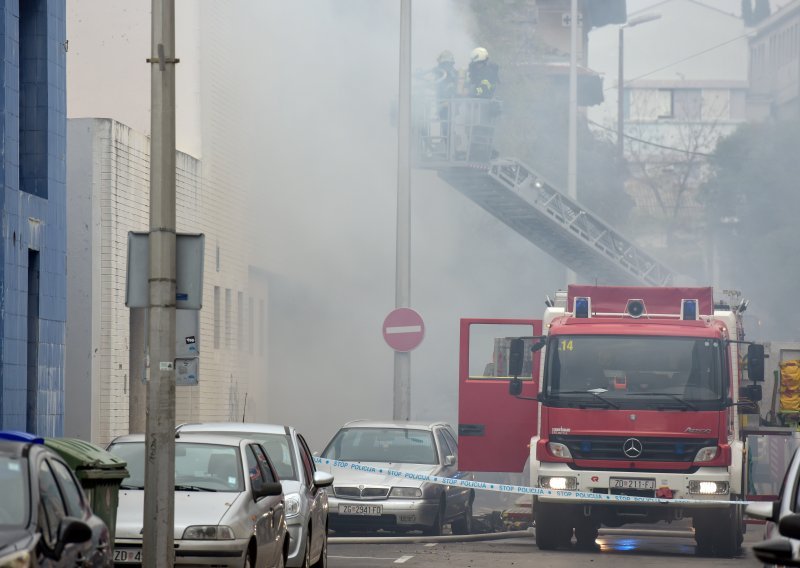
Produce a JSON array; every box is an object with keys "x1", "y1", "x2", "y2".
[
  {"x1": 334, "y1": 486, "x2": 390, "y2": 500},
  {"x1": 551, "y1": 435, "x2": 717, "y2": 462}
]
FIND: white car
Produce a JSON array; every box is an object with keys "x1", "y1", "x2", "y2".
[
  {"x1": 108, "y1": 433, "x2": 288, "y2": 567},
  {"x1": 318, "y1": 420, "x2": 474, "y2": 535},
  {"x1": 176, "y1": 422, "x2": 332, "y2": 568}
]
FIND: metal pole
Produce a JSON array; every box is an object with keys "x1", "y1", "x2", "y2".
[
  {"x1": 617, "y1": 26, "x2": 625, "y2": 160},
  {"x1": 143, "y1": 0, "x2": 177, "y2": 565},
  {"x1": 394, "y1": 0, "x2": 411, "y2": 421},
  {"x1": 566, "y1": 0, "x2": 578, "y2": 285}
]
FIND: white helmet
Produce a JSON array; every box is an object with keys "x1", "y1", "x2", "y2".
[{"x1": 470, "y1": 47, "x2": 489, "y2": 63}]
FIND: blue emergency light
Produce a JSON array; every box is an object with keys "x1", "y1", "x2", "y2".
[
  {"x1": 574, "y1": 297, "x2": 591, "y2": 318},
  {"x1": 0, "y1": 430, "x2": 43, "y2": 444},
  {"x1": 681, "y1": 299, "x2": 698, "y2": 320}
]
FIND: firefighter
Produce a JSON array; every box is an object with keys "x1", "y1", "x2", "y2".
[
  {"x1": 467, "y1": 46, "x2": 499, "y2": 98},
  {"x1": 432, "y1": 50, "x2": 459, "y2": 101}
]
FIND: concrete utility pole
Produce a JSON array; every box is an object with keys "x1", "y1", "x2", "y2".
[
  {"x1": 143, "y1": 0, "x2": 178, "y2": 565},
  {"x1": 566, "y1": 0, "x2": 578, "y2": 285},
  {"x1": 394, "y1": 0, "x2": 412, "y2": 421}
]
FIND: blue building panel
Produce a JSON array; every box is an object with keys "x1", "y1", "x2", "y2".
[{"x1": 0, "y1": 0, "x2": 66, "y2": 437}]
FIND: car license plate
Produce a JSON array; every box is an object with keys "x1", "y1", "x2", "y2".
[
  {"x1": 339, "y1": 504, "x2": 383, "y2": 516},
  {"x1": 114, "y1": 549, "x2": 142, "y2": 563},
  {"x1": 610, "y1": 478, "x2": 655, "y2": 490}
]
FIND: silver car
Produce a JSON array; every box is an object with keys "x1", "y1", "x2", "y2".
[
  {"x1": 108, "y1": 433, "x2": 288, "y2": 567},
  {"x1": 176, "y1": 423, "x2": 333, "y2": 568},
  {"x1": 318, "y1": 420, "x2": 474, "y2": 535}
]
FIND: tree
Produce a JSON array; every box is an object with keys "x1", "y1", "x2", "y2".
[{"x1": 702, "y1": 119, "x2": 800, "y2": 339}]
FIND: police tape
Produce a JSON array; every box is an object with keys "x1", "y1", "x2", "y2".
[{"x1": 313, "y1": 457, "x2": 753, "y2": 507}]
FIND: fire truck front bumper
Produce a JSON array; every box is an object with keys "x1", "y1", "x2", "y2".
[{"x1": 534, "y1": 463, "x2": 734, "y2": 507}]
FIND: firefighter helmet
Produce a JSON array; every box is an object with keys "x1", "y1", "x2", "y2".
[
  {"x1": 470, "y1": 47, "x2": 489, "y2": 63},
  {"x1": 437, "y1": 50, "x2": 455, "y2": 65}
]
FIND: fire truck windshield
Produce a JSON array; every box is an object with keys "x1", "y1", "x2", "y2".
[{"x1": 542, "y1": 335, "x2": 726, "y2": 408}]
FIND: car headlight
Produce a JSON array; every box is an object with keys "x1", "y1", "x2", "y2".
[
  {"x1": 389, "y1": 486, "x2": 423, "y2": 498},
  {"x1": 182, "y1": 525, "x2": 235, "y2": 540},
  {"x1": 688, "y1": 481, "x2": 729, "y2": 495},
  {"x1": 286, "y1": 493, "x2": 301, "y2": 518},
  {"x1": 0, "y1": 549, "x2": 31, "y2": 567},
  {"x1": 539, "y1": 476, "x2": 577, "y2": 490},
  {"x1": 693, "y1": 446, "x2": 718, "y2": 463}
]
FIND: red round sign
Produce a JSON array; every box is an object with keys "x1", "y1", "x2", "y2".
[{"x1": 382, "y1": 308, "x2": 425, "y2": 352}]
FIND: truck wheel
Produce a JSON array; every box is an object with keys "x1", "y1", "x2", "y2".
[
  {"x1": 712, "y1": 503, "x2": 743, "y2": 558},
  {"x1": 535, "y1": 502, "x2": 572, "y2": 550}
]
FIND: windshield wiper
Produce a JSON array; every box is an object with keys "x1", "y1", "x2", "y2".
[
  {"x1": 120, "y1": 484, "x2": 144, "y2": 490},
  {"x1": 553, "y1": 390, "x2": 620, "y2": 409},
  {"x1": 625, "y1": 392, "x2": 697, "y2": 411},
  {"x1": 174, "y1": 484, "x2": 217, "y2": 492}
]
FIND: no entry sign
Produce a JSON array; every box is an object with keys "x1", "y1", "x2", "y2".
[{"x1": 382, "y1": 308, "x2": 425, "y2": 352}]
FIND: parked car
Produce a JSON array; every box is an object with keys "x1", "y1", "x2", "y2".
[
  {"x1": 0, "y1": 433, "x2": 112, "y2": 567},
  {"x1": 746, "y1": 446, "x2": 800, "y2": 566},
  {"x1": 318, "y1": 420, "x2": 474, "y2": 535},
  {"x1": 175, "y1": 422, "x2": 332, "y2": 568},
  {"x1": 107, "y1": 433, "x2": 287, "y2": 567}
]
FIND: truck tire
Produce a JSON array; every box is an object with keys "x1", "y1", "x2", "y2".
[
  {"x1": 535, "y1": 502, "x2": 572, "y2": 550},
  {"x1": 574, "y1": 518, "x2": 599, "y2": 550},
  {"x1": 694, "y1": 504, "x2": 742, "y2": 558}
]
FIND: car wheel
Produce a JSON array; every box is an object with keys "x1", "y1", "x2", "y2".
[
  {"x1": 301, "y1": 534, "x2": 311, "y2": 568},
  {"x1": 425, "y1": 500, "x2": 445, "y2": 536},
  {"x1": 243, "y1": 547, "x2": 254, "y2": 568},
  {"x1": 451, "y1": 499, "x2": 473, "y2": 535},
  {"x1": 310, "y1": 526, "x2": 327, "y2": 568}
]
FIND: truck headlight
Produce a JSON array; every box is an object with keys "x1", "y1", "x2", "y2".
[
  {"x1": 688, "y1": 481, "x2": 729, "y2": 495},
  {"x1": 182, "y1": 525, "x2": 235, "y2": 540},
  {"x1": 286, "y1": 493, "x2": 301, "y2": 518},
  {"x1": 389, "y1": 487, "x2": 423, "y2": 498},
  {"x1": 539, "y1": 476, "x2": 577, "y2": 490},
  {"x1": 693, "y1": 446, "x2": 718, "y2": 462},
  {"x1": 547, "y1": 442, "x2": 572, "y2": 459}
]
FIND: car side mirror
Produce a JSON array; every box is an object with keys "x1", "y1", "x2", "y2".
[
  {"x1": 444, "y1": 455, "x2": 456, "y2": 467},
  {"x1": 508, "y1": 378, "x2": 523, "y2": 397},
  {"x1": 313, "y1": 471, "x2": 334, "y2": 488},
  {"x1": 779, "y1": 512, "x2": 800, "y2": 540},
  {"x1": 747, "y1": 343, "x2": 765, "y2": 382},
  {"x1": 53, "y1": 517, "x2": 92, "y2": 559},
  {"x1": 752, "y1": 537, "x2": 794, "y2": 566},
  {"x1": 745, "y1": 500, "x2": 779, "y2": 522},
  {"x1": 254, "y1": 481, "x2": 283, "y2": 500}
]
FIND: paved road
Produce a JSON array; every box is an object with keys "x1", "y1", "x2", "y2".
[{"x1": 328, "y1": 529, "x2": 763, "y2": 567}]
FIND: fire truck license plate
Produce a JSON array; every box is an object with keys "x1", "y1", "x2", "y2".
[
  {"x1": 610, "y1": 478, "x2": 656, "y2": 490},
  {"x1": 339, "y1": 504, "x2": 383, "y2": 516}
]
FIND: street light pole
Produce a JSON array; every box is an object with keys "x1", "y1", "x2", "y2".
[
  {"x1": 617, "y1": 13, "x2": 662, "y2": 160},
  {"x1": 143, "y1": 0, "x2": 177, "y2": 565},
  {"x1": 394, "y1": 0, "x2": 412, "y2": 421}
]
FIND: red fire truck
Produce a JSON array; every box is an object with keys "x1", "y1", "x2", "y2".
[{"x1": 458, "y1": 285, "x2": 765, "y2": 557}]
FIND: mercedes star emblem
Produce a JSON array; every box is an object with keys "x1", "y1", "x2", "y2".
[{"x1": 623, "y1": 437, "x2": 643, "y2": 458}]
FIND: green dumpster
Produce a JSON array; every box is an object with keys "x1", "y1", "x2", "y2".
[{"x1": 45, "y1": 438, "x2": 129, "y2": 544}]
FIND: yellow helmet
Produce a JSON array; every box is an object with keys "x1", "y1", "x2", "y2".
[{"x1": 470, "y1": 47, "x2": 489, "y2": 63}]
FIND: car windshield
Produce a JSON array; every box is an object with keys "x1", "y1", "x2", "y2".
[
  {"x1": 544, "y1": 335, "x2": 725, "y2": 405},
  {"x1": 322, "y1": 427, "x2": 438, "y2": 465},
  {"x1": 108, "y1": 442, "x2": 244, "y2": 492},
  {"x1": 0, "y1": 456, "x2": 28, "y2": 527},
  {"x1": 188, "y1": 431, "x2": 297, "y2": 481}
]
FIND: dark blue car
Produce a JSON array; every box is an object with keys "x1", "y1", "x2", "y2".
[{"x1": 0, "y1": 435, "x2": 112, "y2": 567}]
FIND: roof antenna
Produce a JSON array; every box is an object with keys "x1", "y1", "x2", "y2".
[{"x1": 242, "y1": 393, "x2": 248, "y2": 423}]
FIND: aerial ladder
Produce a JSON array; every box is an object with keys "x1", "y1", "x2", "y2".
[{"x1": 413, "y1": 97, "x2": 676, "y2": 286}]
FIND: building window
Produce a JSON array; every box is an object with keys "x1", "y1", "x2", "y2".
[
  {"x1": 19, "y1": 0, "x2": 49, "y2": 199},
  {"x1": 237, "y1": 291, "x2": 244, "y2": 349},
  {"x1": 259, "y1": 299, "x2": 266, "y2": 356},
  {"x1": 248, "y1": 297, "x2": 254, "y2": 353},
  {"x1": 213, "y1": 286, "x2": 221, "y2": 349},
  {"x1": 656, "y1": 89, "x2": 674, "y2": 119},
  {"x1": 673, "y1": 89, "x2": 702, "y2": 120},
  {"x1": 225, "y1": 289, "x2": 232, "y2": 348}
]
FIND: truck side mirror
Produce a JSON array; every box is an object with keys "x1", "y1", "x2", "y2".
[
  {"x1": 508, "y1": 378, "x2": 523, "y2": 397},
  {"x1": 747, "y1": 344, "x2": 765, "y2": 382},
  {"x1": 508, "y1": 338, "x2": 524, "y2": 377}
]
